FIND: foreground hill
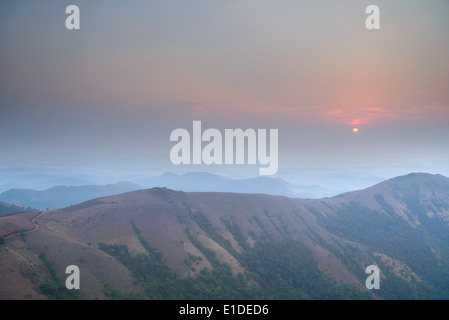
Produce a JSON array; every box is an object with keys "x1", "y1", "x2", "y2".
[{"x1": 1, "y1": 172, "x2": 449, "y2": 300}]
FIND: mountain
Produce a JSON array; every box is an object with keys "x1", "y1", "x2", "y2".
[
  {"x1": 212, "y1": 176, "x2": 299, "y2": 197},
  {"x1": 0, "y1": 201, "x2": 35, "y2": 217},
  {"x1": 135, "y1": 171, "x2": 329, "y2": 198},
  {"x1": 135, "y1": 172, "x2": 231, "y2": 192},
  {"x1": 328, "y1": 172, "x2": 449, "y2": 229},
  {"x1": 0, "y1": 166, "x2": 102, "y2": 193},
  {"x1": 1, "y1": 172, "x2": 449, "y2": 300},
  {"x1": 0, "y1": 172, "x2": 325, "y2": 211},
  {"x1": 0, "y1": 181, "x2": 143, "y2": 210}
]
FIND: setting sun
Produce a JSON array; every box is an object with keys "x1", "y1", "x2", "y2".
[{"x1": 353, "y1": 128, "x2": 359, "y2": 133}]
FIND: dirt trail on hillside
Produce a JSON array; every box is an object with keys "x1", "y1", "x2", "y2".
[{"x1": 3, "y1": 211, "x2": 46, "y2": 240}]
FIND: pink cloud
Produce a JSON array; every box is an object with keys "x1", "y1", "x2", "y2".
[{"x1": 320, "y1": 106, "x2": 395, "y2": 126}]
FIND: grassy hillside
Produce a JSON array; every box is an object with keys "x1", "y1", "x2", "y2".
[{"x1": 1, "y1": 173, "x2": 449, "y2": 300}]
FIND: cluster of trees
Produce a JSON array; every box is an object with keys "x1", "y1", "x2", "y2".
[
  {"x1": 314, "y1": 200, "x2": 449, "y2": 299},
  {"x1": 96, "y1": 219, "x2": 368, "y2": 300},
  {"x1": 38, "y1": 252, "x2": 79, "y2": 300},
  {"x1": 188, "y1": 209, "x2": 235, "y2": 255},
  {"x1": 242, "y1": 240, "x2": 369, "y2": 300}
]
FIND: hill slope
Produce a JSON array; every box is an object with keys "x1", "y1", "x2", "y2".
[
  {"x1": 1, "y1": 173, "x2": 449, "y2": 300},
  {"x1": 0, "y1": 201, "x2": 35, "y2": 217}
]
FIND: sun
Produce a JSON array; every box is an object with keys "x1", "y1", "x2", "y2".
[{"x1": 353, "y1": 128, "x2": 359, "y2": 133}]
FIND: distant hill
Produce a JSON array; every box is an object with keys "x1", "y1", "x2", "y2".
[
  {"x1": 212, "y1": 176, "x2": 299, "y2": 197},
  {"x1": 135, "y1": 172, "x2": 230, "y2": 191},
  {"x1": 1, "y1": 172, "x2": 449, "y2": 300},
  {"x1": 0, "y1": 172, "x2": 329, "y2": 211},
  {"x1": 0, "y1": 201, "x2": 35, "y2": 217},
  {"x1": 0, "y1": 181, "x2": 142, "y2": 210},
  {"x1": 136, "y1": 172, "x2": 329, "y2": 198},
  {"x1": 0, "y1": 166, "x2": 99, "y2": 194}
]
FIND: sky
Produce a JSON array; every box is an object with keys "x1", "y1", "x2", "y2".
[{"x1": 1, "y1": 0, "x2": 448, "y2": 188}]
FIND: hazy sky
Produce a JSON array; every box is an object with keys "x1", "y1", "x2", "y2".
[{"x1": 1, "y1": 1, "x2": 448, "y2": 181}]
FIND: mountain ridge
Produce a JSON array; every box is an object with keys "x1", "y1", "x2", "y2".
[
  {"x1": 1, "y1": 172, "x2": 449, "y2": 299},
  {"x1": 0, "y1": 172, "x2": 335, "y2": 211},
  {"x1": 0, "y1": 181, "x2": 143, "y2": 211},
  {"x1": 0, "y1": 200, "x2": 35, "y2": 217}
]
